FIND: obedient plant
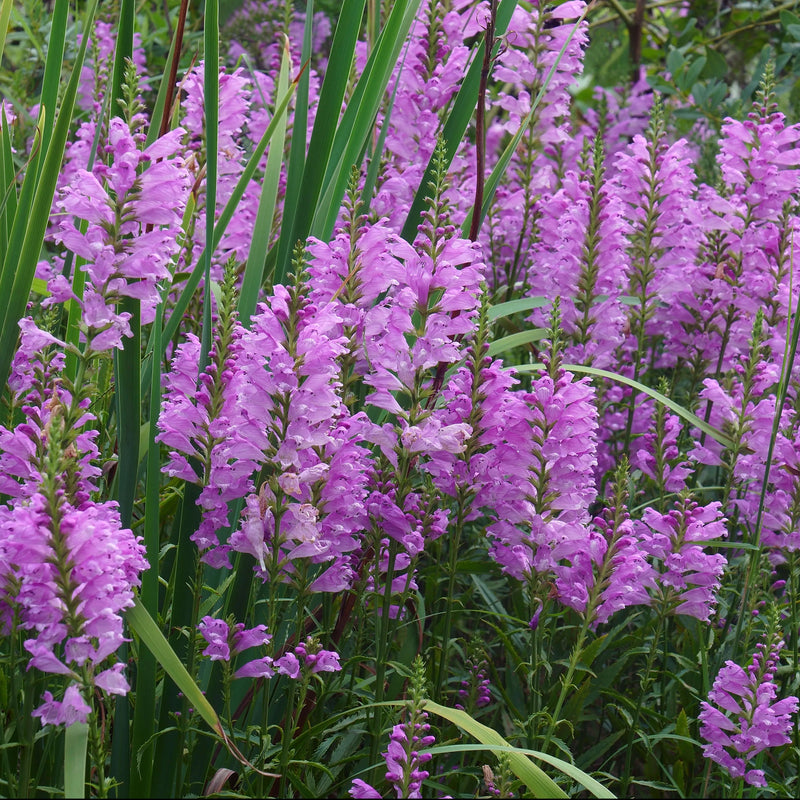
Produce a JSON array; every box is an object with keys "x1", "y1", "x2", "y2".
[{"x1": 3, "y1": 1, "x2": 800, "y2": 797}]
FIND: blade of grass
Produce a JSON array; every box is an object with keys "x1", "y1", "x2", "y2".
[
  {"x1": 382, "y1": 700, "x2": 568, "y2": 798},
  {"x1": 200, "y1": 0, "x2": 219, "y2": 374},
  {"x1": 311, "y1": 0, "x2": 422, "y2": 241},
  {"x1": 110, "y1": 0, "x2": 135, "y2": 114},
  {"x1": 488, "y1": 295, "x2": 549, "y2": 321},
  {"x1": 0, "y1": 0, "x2": 99, "y2": 395},
  {"x1": 399, "y1": 0, "x2": 517, "y2": 243},
  {"x1": 424, "y1": 743, "x2": 615, "y2": 799},
  {"x1": 0, "y1": 0, "x2": 13, "y2": 66},
  {"x1": 272, "y1": 0, "x2": 313, "y2": 287},
  {"x1": 33, "y1": 0, "x2": 68, "y2": 173},
  {"x1": 108, "y1": 6, "x2": 136, "y2": 792},
  {"x1": 514, "y1": 362, "x2": 734, "y2": 450},
  {"x1": 487, "y1": 328, "x2": 548, "y2": 356},
  {"x1": 273, "y1": 0, "x2": 367, "y2": 281},
  {"x1": 64, "y1": 722, "x2": 89, "y2": 800},
  {"x1": 0, "y1": 104, "x2": 17, "y2": 253},
  {"x1": 238, "y1": 34, "x2": 291, "y2": 326},
  {"x1": 127, "y1": 596, "x2": 225, "y2": 738},
  {"x1": 128, "y1": 303, "x2": 164, "y2": 798},
  {"x1": 146, "y1": 0, "x2": 190, "y2": 146},
  {"x1": 0, "y1": 105, "x2": 44, "y2": 341},
  {"x1": 150, "y1": 481, "x2": 202, "y2": 797}
]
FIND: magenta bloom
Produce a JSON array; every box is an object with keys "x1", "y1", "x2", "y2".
[
  {"x1": 700, "y1": 636, "x2": 798, "y2": 787},
  {"x1": 636, "y1": 499, "x2": 728, "y2": 621}
]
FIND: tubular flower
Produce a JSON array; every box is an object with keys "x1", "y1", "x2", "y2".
[{"x1": 700, "y1": 634, "x2": 798, "y2": 787}]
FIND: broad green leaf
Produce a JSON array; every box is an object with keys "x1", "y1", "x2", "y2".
[
  {"x1": 487, "y1": 328, "x2": 547, "y2": 356},
  {"x1": 126, "y1": 596, "x2": 224, "y2": 738},
  {"x1": 514, "y1": 362, "x2": 734, "y2": 450},
  {"x1": 488, "y1": 296, "x2": 549, "y2": 321},
  {"x1": 417, "y1": 701, "x2": 569, "y2": 798},
  {"x1": 425, "y1": 743, "x2": 615, "y2": 799},
  {"x1": 64, "y1": 722, "x2": 88, "y2": 799}
]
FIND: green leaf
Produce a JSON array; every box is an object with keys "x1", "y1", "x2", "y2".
[
  {"x1": 312, "y1": 0, "x2": 423, "y2": 241},
  {"x1": 64, "y1": 722, "x2": 88, "y2": 799},
  {"x1": 126, "y1": 596, "x2": 224, "y2": 738},
  {"x1": 238, "y1": 34, "x2": 292, "y2": 326},
  {"x1": 487, "y1": 328, "x2": 547, "y2": 356},
  {"x1": 513, "y1": 362, "x2": 735, "y2": 450},
  {"x1": 35, "y1": 0, "x2": 69, "y2": 171},
  {"x1": 666, "y1": 47, "x2": 684, "y2": 78},
  {"x1": 274, "y1": 0, "x2": 367, "y2": 279},
  {"x1": 684, "y1": 56, "x2": 706, "y2": 91},
  {"x1": 781, "y1": 9, "x2": 800, "y2": 35},
  {"x1": 0, "y1": 0, "x2": 14, "y2": 67},
  {"x1": 412, "y1": 703, "x2": 569, "y2": 798},
  {"x1": 488, "y1": 296, "x2": 549, "y2": 321}
]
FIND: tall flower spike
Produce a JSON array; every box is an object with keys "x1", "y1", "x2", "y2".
[{"x1": 699, "y1": 626, "x2": 798, "y2": 787}]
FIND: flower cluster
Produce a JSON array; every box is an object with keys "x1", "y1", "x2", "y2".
[{"x1": 700, "y1": 634, "x2": 798, "y2": 787}]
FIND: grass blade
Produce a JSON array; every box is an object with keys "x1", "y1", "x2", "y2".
[
  {"x1": 272, "y1": 0, "x2": 313, "y2": 287},
  {"x1": 128, "y1": 303, "x2": 164, "y2": 798},
  {"x1": 487, "y1": 328, "x2": 548, "y2": 356},
  {"x1": 238, "y1": 34, "x2": 291, "y2": 325},
  {"x1": 414, "y1": 700, "x2": 568, "y2": 798},
  {"x1": 311, "y1": 0, "x2": 422, "y2": 241},
  {"x1": 274, "y1": 0, "x2": 367, "y2": 281},
  {"x1": 514, "y1": 362, "x2": 735, "y2": 450},
  {"x1": 64, "y1": 722, "x2": 89, "y2": 799},
  {"x1": 488, "y1": 296, "x2": 549, "y2": 321},
  {"x1": 0, "y1": 0, "x2": 13, "y2": 66},
  {"x1": 127, "y1": 596, "x2": 224, "y2": 738},
  {"x1": 34, "y1": 0, "x2": 68, "y2": 172},
  {"x1": 424, "y1": 743, "x2": 615, "y2": 799}
]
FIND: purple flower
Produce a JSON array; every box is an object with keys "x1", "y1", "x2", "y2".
[
  {"x1": 349, "y1": 778, "x2": 382, "y2": 799},
  {"x1": 636, "y1": 499, "x2": 728, "y2": 621},
  {"x1": 198, "y1": 617, "x2": 272, "y2": 663},
  {"x1": 31, "y1": 685, "x2": 92, "y2": 728},
  {"x1": 700, "y1": 635, "x2": 798, "y2": 787},
  {"x1": 198, "y1": 617, "x2": 232, "y2": 662},
  {"x1": 2, "y1": 492, "x2": 147, "y2": 689},
  {"x1": 383, "y1": 713, "x2": 435, "y2": 799},
  {"x1": 274, "y1": 652, "x2": 301, "y2": 679}
]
